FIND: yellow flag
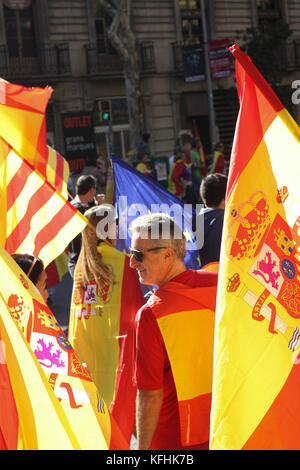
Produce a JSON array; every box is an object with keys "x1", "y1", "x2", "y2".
[{"x1": 0, "y1": 245, "x2": 128, "y2": 449}]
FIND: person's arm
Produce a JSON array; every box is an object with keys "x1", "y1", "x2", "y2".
[{"x1": 136, "y1": 388, "x2": 163, "y2": 450}]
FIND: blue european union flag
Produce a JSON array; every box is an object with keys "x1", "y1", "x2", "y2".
[{"x1": 111, "y1": 155, "x2": 201, "y2": 270}]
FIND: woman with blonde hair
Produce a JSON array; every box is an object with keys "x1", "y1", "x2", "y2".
[{"x1": 68, "y1": 204, "x2": 144, "y2": 444}]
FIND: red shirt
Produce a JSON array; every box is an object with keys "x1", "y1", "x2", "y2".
[{"x1": 134, "y1": 270, "x2": 216, "y2": 450}]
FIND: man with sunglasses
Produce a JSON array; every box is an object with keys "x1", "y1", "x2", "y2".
[{"x1": 129, "y1": 213, "x2": 218, "y2": 450}]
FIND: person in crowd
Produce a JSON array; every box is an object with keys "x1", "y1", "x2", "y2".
[
  {"x1": 68, "y1": 204, "x2": 144, "y2": 442},
  {"x1": 168, "y1": 151, "x2": 191, "y2": 200},
  {"x1": 136, "y1": 152, "x2": 152, "y2": 176},
  {"x1": 137, "y1": 133, "x2": 151, "y2": 158},
  {"x1": 129, "y1": 213, "x2": 218, "y2": 450},
  {"x1": 190, "y1": 138, "x2": 206, "y2": 205},
  {"x1": 67, "y1": 174, "x2": 105, "y2": 278},
  {"x1": 197, "y1": 173, "x2": 227, "y2": 267},
  {"x1": 209, "y1": 142, "x2": 226, "y2": 175},
  {"x1": 11, "y1": 253, "x2": 49, "y2": 303}
]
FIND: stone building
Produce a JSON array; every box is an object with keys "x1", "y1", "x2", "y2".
[{"x1": 0, "y1": 0, "x2": 299, "y2": 169}]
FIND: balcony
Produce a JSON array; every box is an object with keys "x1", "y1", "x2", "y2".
[
  {"x1": 85, "y1": 44, "x2": 123, "y2": 77},
  {"x1": 85, "y1": 41, "x2": 156, "y2": 78},
  {"x1": 0, "y1": 43, "x2": 71, "y2": 80},
  {"x1": 139, "y1": 42, "x2": 156, "y2": 73}
]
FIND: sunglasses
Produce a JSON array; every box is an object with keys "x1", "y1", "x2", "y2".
[{"x1": 129, "y1": 247, "x2": 167, "y2": 263}]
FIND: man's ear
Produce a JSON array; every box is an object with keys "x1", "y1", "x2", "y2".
[{"x1": 164, "y1": 247, "x2": 173, "y2": 260}]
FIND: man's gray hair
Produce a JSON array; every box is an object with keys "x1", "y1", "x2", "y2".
[{"x1": 130, "y1": 213, "x2": 186, "y2": 261}]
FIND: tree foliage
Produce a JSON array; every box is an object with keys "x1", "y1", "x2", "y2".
[
  {"x1": 96, "y1": 0, "x2": 142, "y2": 149},
  {"x1": 237, "y1": 18, "x2": 292, "y2": 86}
]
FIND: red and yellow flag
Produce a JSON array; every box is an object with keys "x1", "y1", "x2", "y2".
[
  {"x1": 210, "y1": 45, "x2": 300, "y2": 450},
  {"x1": 68, "y1": 243, "x2": 145, "y2": 443},
  {"x1": 0, "y1": 79, "x2": 50, "y2": 169},
  {"x1": 148, "y1": 275, "x2": 218, "y2": 447},
  {"x1": 0, "y1": 139, "x2": 86, "y2": 267},
  {"x1": 0, "y1": 244, "x2": 128, "y2": 450}
]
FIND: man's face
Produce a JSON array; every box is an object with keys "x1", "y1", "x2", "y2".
[
  {"x1": 87, "y1": 185, "x2": 96, "y2": 202},
  {"x1": 129, "y1": 232, "x2": 169, "y2": 287}
]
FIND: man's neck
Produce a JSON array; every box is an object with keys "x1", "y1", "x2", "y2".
[
  {"x1": 157, "y1": 263, "x2": 186, "y2": 289},
  {"x1": 76, "y1": 193, "x2": 93, "y2": 205}
]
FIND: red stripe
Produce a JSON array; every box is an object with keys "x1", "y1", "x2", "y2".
[
  {"x1": 54, "y1": 152, "x2": 65, "y2": 194},
  {"x1": 178, "y1": 393, "x2": 212, "y2": 446},
  {"x1": 3, "y1": 82, "x2": 52, "y2": 114},
  {"x1": 150, "y1": 283, "x2": 218, "y2": 319},
  {"x1": 5, "y1": 183, "x2": 53, "y2": 253},
  {"x1": 0, "y1": 362, "x2": 19, "y2": 449},
  {"x1": 110, "y1": 256, "x2": 144, "y2": 444},
  {"x1": 243, "y1": 363, "x2": 300, "y2": 449},
  {"x1": 229, "y1": 45, "x2": 284, "y2": 112},
  {"x1": 33, "y1": 200, "x2": 77, "y2": 256},
  {"x1": 6, "y1": 158, "x2": 32, "y2": 212},
  {"x1": 109, "y1": 414, "x2": 130, "y2": 450},
  {"x1": 226, "y1": 45, "x2": 284, "y2": 200}
]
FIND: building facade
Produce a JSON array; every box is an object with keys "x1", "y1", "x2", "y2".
[{"x1": 0, "y1": 0, "x2": 299, "y2": 169}]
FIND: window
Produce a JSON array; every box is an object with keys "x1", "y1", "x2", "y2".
[
  {"x1": 4, "y1": 3, "x2": 37, "y2": 58},
  {"x1": 256, "y1": 0, "x2": 282, "y2": 20},
  {"x1": 95, "y1": 5, "x2": 117, "y2": 55},
  {"x1": 95, "y1": 17, "x2": 109, "y2": 53},
  {"x1": 179, "y1": 0, "x2": 202, "y2": 45}
]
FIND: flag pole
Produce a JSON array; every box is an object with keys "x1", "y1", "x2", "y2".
[{"x1": 200, "y1": 0, "x2": 217, "y2": 154}]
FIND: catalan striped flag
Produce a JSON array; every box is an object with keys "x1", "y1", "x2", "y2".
[
  {"x1": 0, "y1": 243, "x2": 128, "y2": 450},
  {"x1": 0, "y1": 138, "x2": 86, "y2": 267},
  {"x1": 210, "y1": 45, "x2": 300, "y2": 450},
  {"x1": 37, "y1": 145, "x2": 70, "y2": 199},
  {"x1": 68, "y1": 243, "x2": 145, "y2": 443}
]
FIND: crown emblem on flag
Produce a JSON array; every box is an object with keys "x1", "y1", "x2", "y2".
[{"x1": 226, "y1": 191, "x2": 271, "y2": 260}]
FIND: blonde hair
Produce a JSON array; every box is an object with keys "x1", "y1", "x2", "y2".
[{"x1": 74, "y1": 204, "x2": 115, "y2": 287}]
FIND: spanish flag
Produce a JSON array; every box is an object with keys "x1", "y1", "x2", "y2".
[
  {"x1": 0, "y1": 244, "x2": 128, "y2": 449},
  {"x1": 148, "y1": 271, "x2": 218, "y2": 447},
  {"x1": 210, "y1": 45, "x2": 300, "y2": 450},
  {"x1": 68, "y1": 243, "x2": 145, "y2": 443}
]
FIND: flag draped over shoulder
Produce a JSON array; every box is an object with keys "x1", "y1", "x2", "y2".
[
  {"x1": 210, "y1": 45, "x2": 300, "y2": 450},
  {"x1": 0, "y1": 245, "x2": 128, "y2": 450},
  {"x1": 111, "y1": 155, "x2": 201, "y2": 270},
  {"x1": 68, "y1": 243, "x2": 145, "y2": 443},
  {"x1": 0, "y1": 138, "x2": 86, "y2": 267},
  {"x1": 148, "y1": 276, "x2": 217, "y2": 446}
]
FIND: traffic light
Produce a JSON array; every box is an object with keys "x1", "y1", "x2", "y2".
[{"x1": 98, "y1": 99, "x2": 112, "y2": 122}]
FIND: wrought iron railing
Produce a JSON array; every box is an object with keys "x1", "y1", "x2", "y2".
[
  {"x1": 0, "y1": 43, "x2": 71, "y2": 78},
  {"x1": 85, "y1": 43, "x2": 123, "y2": 76}
]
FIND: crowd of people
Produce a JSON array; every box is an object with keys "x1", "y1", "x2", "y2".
[{"x1": 8, "y1": 127, "x2": 229, "y2": 450}]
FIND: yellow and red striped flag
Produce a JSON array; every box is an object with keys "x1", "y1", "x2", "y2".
[
  {"x1": 0, "y1": 244, "x2": 128, "y2": 450},
  {"x1": 0, "y1": 138, "x2": 86, "y2": 267},
  {"x1": 210, "y1": 45, "x2": 300, "y2": 450},
  {"x1": 0, "y1": 78, "x2": 69, "y2": 196},
  {"x1": 68, "y1": 243, "x2": 145, "y2": 443}
]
